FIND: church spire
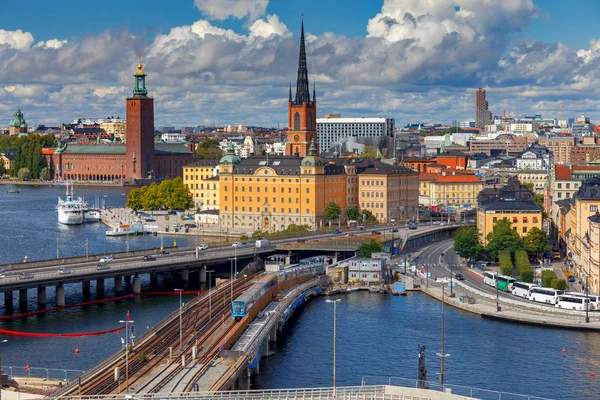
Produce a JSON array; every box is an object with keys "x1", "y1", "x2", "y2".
[
  {"x1": 289, "y1": 82, "x2": 292, "y2": 102},
  {"x1": 294, "y1": 19, "x2": 310, "y2": 105},
  {"x1": 313, "y1": 82, "x2": 316, "y2": 102}
]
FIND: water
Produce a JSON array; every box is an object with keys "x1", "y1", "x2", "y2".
[{"x1": 254, "y1": 291, "x2": 600, "y2": 399}]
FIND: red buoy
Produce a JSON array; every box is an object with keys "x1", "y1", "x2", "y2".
[
  {"x1": 75, "y1": 347, "x2": 80, "y2": 355},
  {"x1": 591, "y1": 373, "x2": 596, "y2": 377},
  {"x1": 562, "y1": 349, "x2": 566, "y2": 353},
  {"x1": 25, "y1": 365, "x2": 29, "y2": 371}
]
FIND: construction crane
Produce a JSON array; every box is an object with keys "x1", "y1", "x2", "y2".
[{"x1": 549, "y1": 104, "x2": 563, "y2": 124}]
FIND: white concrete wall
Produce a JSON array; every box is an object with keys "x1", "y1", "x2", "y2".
[{"x1": 1, "y1": 390, "x2": 44, "y2": 400}]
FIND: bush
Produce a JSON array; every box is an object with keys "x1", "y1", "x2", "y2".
[
  {"x1": 542, "y1": 270, "x2": 558, "y2": 288},
  {"x1": 239, "y1": 234, "x2": 249, "y2": 241},
  {"x1": 499, "y1": 251, "x2": 512, "y2": 276},
  {"x1": 500, "y1": 265, "x2": 513, "y2": 276},
  {"x1": 520, "y1": 268, "x2": 534, "y2": 283},
  {"x1": 553, "y1": 279, "x2": 567, "y2": 291},
  {"x1": 17, "y1": 167, "x2": 31, "y2": 181}
]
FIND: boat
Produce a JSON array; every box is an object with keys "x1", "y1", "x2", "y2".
[
  {"x1": 57, "y1": 182, "x2": 86, "y2": 225},
  {"x1": 106, "y1": 222, "x2": 144, "y2": 237},
  {"x1": 84, "y1": 208, "x2": 102, "y2": 222},
  {"x1": 7, "y1": 188, "x2": 20, "y2": 193}
]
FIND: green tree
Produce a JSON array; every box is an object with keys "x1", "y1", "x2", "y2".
[
  {"x1": 199, "y1": 138, "x2": 220, "y2": 149},
  {"x1": 0, "y1": 161, "x2": 5, "y2": 177},
  {"x1": 486, "y1": 218, "x2": 523, "y2": 259},
  {"x1": 361, "y1": 210, "x2": 378, "y2": 224},
  {"x1": 345, "y1": 206, "x2": 360, "y2": 222},
  {"x1": 534, "y1": 194, "x2": 548, "y2": 220},
  {"x1": 196, "y1": 139, "x2": 224, "y2": 160},
  {"x1": 126, "y1": 187, "x2": 144, "y2": 210},
  {"x1": 360, "y1": 146, "x2": 379, "y2": 159},
  {"x1": 324, "y1": 201, "x2": 341, "y2": 222},
  {"x1": 17, "y1": 167, "x2": 31, "y2": 181},
  {"x1": 39, "y1": 167, "x2": 51, "y2": 181},
  {"x1": 454, "y1": 227, "x2": 486, "y2": 261},
  {"x1": 359, "y1": 239, "x2": 383, "y2": 258},
  {"x1": 522, "y1": 182, "x2": 534, "y2": 192},
  {"x1": 126, "y1": 177, "x2": 193, "y2": 211},
  {"x1": 523, "y1": 227, "x2": 549, "y2": 259}
]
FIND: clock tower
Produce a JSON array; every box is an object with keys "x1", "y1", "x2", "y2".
[{"x1": 285, "y1": 20, "x2": 317, "y2": 158}]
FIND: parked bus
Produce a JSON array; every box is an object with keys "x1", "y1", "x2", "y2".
[
  {"x1": 556, "y1": 295, "x2": 590, "y2": 311},
  {"x1": 565, "y1": 292, "x2": 600, "y2": 310},
  {"x1": 528, "y1": 287, "x2": 564, "y2": 305},
  {"x1": 483, "y1": 272, "x2": 497, "y2": 287},
  {"x1": 511, "y1": 282, "x2": 537, "y2": 298},
  {"x1": 497, "y1": 275, "x2": 516, "y2": 292}
]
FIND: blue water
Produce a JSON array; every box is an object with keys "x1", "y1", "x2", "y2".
[{"x1": 254, "y1": 291, "x2": 600, "y2": 399}]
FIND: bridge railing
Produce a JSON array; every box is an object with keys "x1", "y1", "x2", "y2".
[{"x1": 3, "y1": 365, "x2": 83, "y2": 382}]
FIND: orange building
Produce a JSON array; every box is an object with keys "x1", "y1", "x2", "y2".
[{"x1": 436, "y1": 150, "x2": 467, "y2": 170}]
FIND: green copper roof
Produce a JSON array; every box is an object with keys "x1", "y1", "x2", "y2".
[
  {"x1": 9, "y1": 108, "x2": 26, "y2": 128},
  {"x1": 219, "y1": 140, "x2": 241, "y2": 165},
  {"x1": 301, "y1": 139, "x2": 323, "y2": 166}
]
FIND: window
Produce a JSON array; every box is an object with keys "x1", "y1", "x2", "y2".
[
  {"x1": 592, "y1": 206, "x2": 598, "y2": 212},
  {"x1": 522, "y1": 227, "x2": 527, "y2": 233},
  {"x1": 294, "y1": 112, "x2": 300, "y2": 130}
]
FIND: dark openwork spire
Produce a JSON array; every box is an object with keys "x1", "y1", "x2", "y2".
[
  {"x1": 289, "y1": 82, "x2": 292, "y2": 102},
  {"x1": 294, "y1": 19, "x2": 311, "y2": 105},
  {"x1": 313, "y1": 82, "x2": 316, "y2": 102}
]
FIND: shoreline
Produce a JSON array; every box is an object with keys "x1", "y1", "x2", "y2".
[{"x1": 1, "y1": 180, "x2": 125, "y2": 187}]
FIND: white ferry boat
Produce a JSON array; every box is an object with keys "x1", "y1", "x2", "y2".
[{"x1": 57, "y1": 183, "x2": 86, "y2": 225}]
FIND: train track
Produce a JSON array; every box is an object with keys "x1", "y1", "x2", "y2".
[{"x1": 54, "y1": 274, "x2": 256, "y2": 397}]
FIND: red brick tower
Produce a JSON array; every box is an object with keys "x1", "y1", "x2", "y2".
[
  {"x1": 285, "y1": 20, "x2": 317, "y2": 157},
  {"x1": 126, "y1": 61, "x2": 155, "y2": 179}
]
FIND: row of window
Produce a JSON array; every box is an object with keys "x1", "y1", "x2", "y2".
[
  {"x1": 224, "y1": 206, "x2": 311, "y2": 214},
  {"x1": 557, "y1": 182, "x2": 579, "y2": 189},
  {"x1": 492, "y1": 216, "x2": 539, "y2": 224},
  {"x1": 187, "y1": 183, "x2": 217, "y2": 190}
]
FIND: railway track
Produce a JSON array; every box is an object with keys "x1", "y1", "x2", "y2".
[{"x1": 53, "y1": 275, "x2": 256, "y2": 397}]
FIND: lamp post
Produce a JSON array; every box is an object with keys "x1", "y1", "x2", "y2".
[
  {"x1": 495, "y1": 276, "x2": 501, "y2": 312},
  {"x1": 174, "y1": 289, "x2": 183, "y2": 350},
  {"x1": 585, "y1": 265, "x2": 590, "y2": 323},
  {"x1": 207, "y1": 269, "x2": 214, "y2": 321},
  {"x1": 326, "y1": 299, "x2": 341, "y2": 397},
  {"x1": 450, "y1": 264, "x2": 453, "y2": 297},
  {"x1": 118, "y1": 318, "x2": 134, "y2": 393}
]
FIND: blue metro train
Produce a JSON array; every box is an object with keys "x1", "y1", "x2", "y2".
[{"x1": 231, "y1": 262, "x2": 324, "y2": 321}]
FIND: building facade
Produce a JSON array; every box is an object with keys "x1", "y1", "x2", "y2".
[
  {"x1": 477, "y1": 197, "x2": 542, "y2": 245},
  {"x1": 429, "y1": 172, "x2": 483, "y2": 208},
  {"x1": 348, "y1": 258, "x2": 386, "y2": 284},
  {"x1": 475, "y1": 88, "x2": 492, "y2": 128},
  {"x1": 8, "y1": 108, "x2": 27, "y2": 136},
  {"x1": 183, "y1": 160, "x2": 220, "y2": 209},
  {"x1": 316, "y1": 116, "x2": 395, "y2": 153},
  {"x1": 538, "y1": 136, "x2": 574, "y2": 165}
]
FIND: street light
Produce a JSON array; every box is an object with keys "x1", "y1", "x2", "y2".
[
  {"x1": 326, "y1": 299, "x2": 341, "y2": 397},
  {"x1": 174, "y1": 289, "x2": 184, "y2": 350},
  {"x1": 118, "y1": 317, "x2": 134, "y2": 393},
  {"x1": 206, "y1": 269, "x2": 214, "y2": 321}
]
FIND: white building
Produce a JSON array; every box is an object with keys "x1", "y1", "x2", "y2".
[
  {"x1": 316, "y1": 116, "x2": 394, "y2": 153},
  {"x1": 161, "y1": 132, "x2": 187, "y2": 143},
  {"x1": 510, "y1": 123, "x2": 533, "y2": 133},
  {"x1": 265, "y1": 141, "x2": 286, "y2": 155},
  {"x1": 348, "y1": 258, "x2": 386, "y2": 284}
]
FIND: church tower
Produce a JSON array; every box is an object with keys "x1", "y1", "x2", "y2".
[
  {"x1": 285, "y1": 20, "x2": 317, "y2": 157},
  {"x1": 126, "y1": 60, "x2": 155, "y2": 179}
]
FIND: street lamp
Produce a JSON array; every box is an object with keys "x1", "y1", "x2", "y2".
[
  {"x1": 118, "y1": 317, "x2": 134, "y2": 393},
  {"x1": 206, "y1": 269, "x2": 214, "y2": 321},
  {"x1": 174, "y1": 289, "x2": 183, "y2": 350},
  {"x1": 326, "y1": 299, "x2": 341, "y2": 397}
]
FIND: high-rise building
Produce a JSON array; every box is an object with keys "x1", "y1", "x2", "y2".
[
  {"x1": 285, "y1": 21, "x2": 317, "y2": 158},
  {"x1": 316, "y1": 116, "x2": 395, "y2": 153},
  {"x1": 474, "y1": 88, "x2": 492, "y2": 128}
]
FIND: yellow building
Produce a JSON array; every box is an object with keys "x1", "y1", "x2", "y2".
[
  {"x1": 219, "y1": 141, "x2": 347, "y2": 231},
  {"x1": 477, "y1": 197, "x2": 542, "y2": 245},
  {"x1": 358, "y1": 163, "x2": 418, "y2": 223},
  {"x1": 100, "y1": 120, "x2": 126, "y2": 141},
  {"x1": 182, "y1": 160, "x2": 220, "y2": 209},
  {"x1": 429, "y1": 172, "x2": 483, "y2": 208},
  {"x1": 0, "y1": 151, "x2": 15, "y2": 174}
]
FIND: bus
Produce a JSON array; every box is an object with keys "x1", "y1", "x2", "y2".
[
  {"x1": 511, "y1": 282, "x2": 537, "y2": 298},
  {"x1": 528, "y1": 287, "x2": 564, "y2": 305},
  {"x1": 483, "y1": 272, "x2": 497, "y2": 287},
  {"x1": 497, "y1": 275, "x2": 516, "y2": 292},
  {"x1": 556, "y1": 295, "x2": 590, "y2": 311},
  {"x1": 565, "y1": 293, "x2": 600, "y2": 310}
]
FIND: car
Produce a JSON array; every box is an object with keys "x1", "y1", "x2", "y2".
[
  {"x1": 0, "y1": 274, "x2": 5, "y2": 279},
  {"x1": 296, "y1": 239, "x2": 306, "y2": 243},
  {"x1": 358, "y1": 226, "x2": 365, "y2": 231},
  {"x1": 58, "y1": 267, "x2": 71, "y2": 274},
  {"x1": 186, "y1": 223, "x2": 198, "y2": 228},
  {"x1": 173, "y1": 223, "x2": 182, "y2": 228},
  {"x1": 455, "y1": 273, "x2": 464, "y2": 281},
  {"x1": 371, "y1": 231, "x2": 382, "y2": 235},
  {"x1": 390, "y1": 228, "x2": 399, "y2": 233},
  {"x1": 232, "y1": 242, "x2": 243, "y2": 248},
  {"x1": 143, "y1": 216, "x2": 155, "y2": 222},
  {"x1": 99, "y1": 256, "x2": 113, "y2": 263},
  {"x1": 97, "y1": 264, "x2": 111, "y2": 271},
  {"x1": 167, "y1": 210, "x2": 177, "y2": 215},
  {"x1": 143, "y1": 255, "x2": 156, "y2": 261},
  {"x1": 333, "y1": 229, "x2": 342, "y2": 234},
  {"x1": 468, "y1": 219, "x2": 475, "y2": 223},
  {"x1": 568, "y1": 275, "x2": 576, "y2": 283},
  {"x1": 157, "y1": 250, "x2": 169, "y2": 256},
  {"x1": 18, "y1": 272, "x2": 34, "y2": 280},
  {"x1": 0, "y1": 267, "x2": 4, "y2": 273},
  {"x1": 197, "y1": 244, "x2": 208, "y2": 251}
]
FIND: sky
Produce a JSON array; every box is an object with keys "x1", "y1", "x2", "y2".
[{"x1": 1, "y1": 0, "x2": 600, "y2": 128}]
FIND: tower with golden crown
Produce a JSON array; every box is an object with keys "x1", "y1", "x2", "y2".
[
  {"x1": 285, "y1": 20, "x2": 317, "y2": 158},
  {"x1": 125, "y1": 60, "x2": 155, "y2": 179}
]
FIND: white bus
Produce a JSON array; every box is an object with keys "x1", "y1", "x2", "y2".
[
  {"x1": 565, "y1": 292, "x2": 600, "y2": 310},
  {"x1": 528, "y1": 287, "x2": 564, "y2": 305},
  {"x1": 556, "y1": 295, "x2": 590, "y2": 311},
  {"x1": 483, "y1": 272, "x2": 497, "y2": 287},
  {"x1": 511, "y1": 282, "x2": 537, "y2": 298}
]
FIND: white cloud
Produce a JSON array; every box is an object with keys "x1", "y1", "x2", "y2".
[
  {"x1": 194, "y1": 0, "x2": 269, "y2": 21},
  {"x1": 249, "y1": 15, "x2": 291, "y2": 39},
  {"x1": 34, "y1": 39, "x2": 68, "y2": 49},
  {"x1": 0, "y1": 29, "x2": 34, "y2": 50}
]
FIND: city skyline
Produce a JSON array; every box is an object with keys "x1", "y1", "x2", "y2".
[{"x1": 1, "y1": 0, "x2": 600, "y2": 127}]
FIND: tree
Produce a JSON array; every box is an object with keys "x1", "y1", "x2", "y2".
[
  {"x1": 17, "y1": 167, "x2": 31, "y2": 181},
  {"x1": 522, "y1": 182, "x2": 534, "y2": 192},
  {"x1": 534, "y1": 194, "x2": 548, "y2": 220},
  {"x1": 0, "y1": 162, "x2": 5, "y2": 177},
  {"x1": 196, "y1": 138, "x2": 224, "y2": 160},
  {"x1": 454, "y1": 227, "x2": 486, "y2": 261},
  {"x1": 523, "y1": 227, "x2": 549, "y2": 259},
  {"x1": 359, "y1": 239, "x2": 383, "y2": 258},
  {"x1": 361, "y1": 209, "x2": 378, "y2": 224},
  {"x1": 345, "y1": 206, "x2": 360, "y2": 222},
  {"x1": 324, "y1": 201, "x2": 341, "y2": 222},
  {"x1": 360, "y1": 146, "x2": 379, "y2": 159},
  {"x1": 39, "y1": 167, "x2": 51, "y2": 181},
  {"x1": 126, "y1": 177, "x2": 193, "y2": 211},
  {"x1": 199, "y1": 138, "x2": 220, "y2": 149},
  {"x1": 486, "y1": 218, "x2": 523, "y2": 259}
]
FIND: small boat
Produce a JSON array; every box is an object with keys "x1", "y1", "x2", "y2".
[
  {"x1": 7, "y1": 188, "x2": 20, "y2": 193},
  {"x1": 84, "y1": 209, "x2": 102, "y2": 222},
  {"x1": 106, "y1": 222, "x2": 144, "y2": 237}
]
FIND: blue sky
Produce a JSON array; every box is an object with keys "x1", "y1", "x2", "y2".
[{"x1": 1, "y1": 0, "x2": 600, "y2": 128}]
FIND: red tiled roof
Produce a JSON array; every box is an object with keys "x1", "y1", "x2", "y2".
[
  {"x1": 419, "y1": 172, "x2": 438, "y2": 181},
  {"x1": 554, "y1": 165, "x2": 572, "y2": 180},
  {"x1": 433, "y1": 174, "x2": 482, "y2": 183}
]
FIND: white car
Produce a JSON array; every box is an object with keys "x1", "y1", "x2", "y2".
[
  {"x1": 58, "y1": 267, "x2": 71, "y2": 274},
  {"x1": 232, "y1": 242, "x2": 242, "y2": 248},
  {"x1": 198, "y1": 244, "x2": 208, "y2": 251},
  {"x1": 99, "y1": 256, "x2": 113, "y2": 263}
]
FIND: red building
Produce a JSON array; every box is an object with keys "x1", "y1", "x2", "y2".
[{"x1": 46, "y1": 62, "x2": 195, "y2": 183}]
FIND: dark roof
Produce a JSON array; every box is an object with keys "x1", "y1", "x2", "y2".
[
  {"x1": 154, "y1": 142, "x2": 193, "y2": 154},
  {"x1": 0, "y1": 150, "x2": 15, "y2": 160},
  {"x1": 468, "y1": 152, "x2": 491, "y2": 160},
  {"x1": 198, "y1": 209, "x2": 219, "y2": 215},
  {"x1": 556, "y1": 198, "x2": 575, "y2": 215},
  {"x1": 438, "y1": 150, "x2": 466, "y2": 157},
  {"x1": 575, "y1": 177, "x2": 600, "y2": 200},
  {"x1": 184, "y1": 160, "x2": 219, "y2": 168},
  {"x1": 73, "y1": 128, "x2": 105, "y2": 134},
  {"x1": 479, "y1": 196, "x2": 542, "y2": 212}
]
